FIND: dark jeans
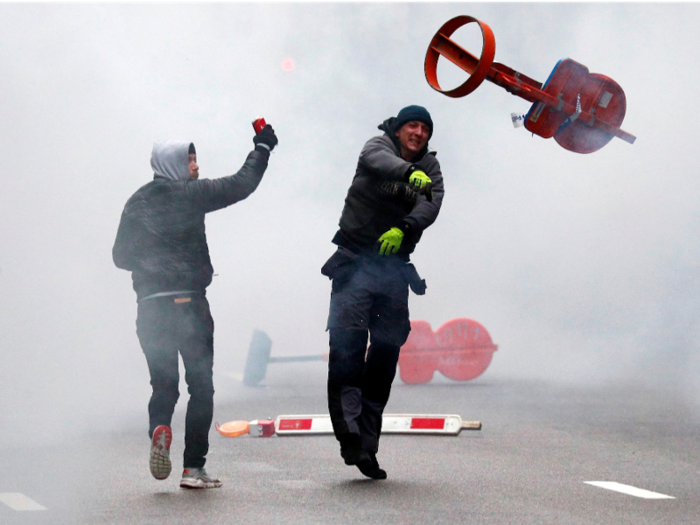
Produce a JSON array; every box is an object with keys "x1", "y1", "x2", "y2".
[
  {"x1": 136, "y1": 294, "x2": 214, "y2": 469},
  {"x1": 326, "y1": 256, "x2": 411, "y2": 453}
]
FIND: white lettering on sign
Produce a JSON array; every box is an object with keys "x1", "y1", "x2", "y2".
[
  {"x1": 457, "y1": 323, "x2": 468, "y2": 338},
  {"x1": 511, "y1": 112, "x2": 525, "y2": 128}
]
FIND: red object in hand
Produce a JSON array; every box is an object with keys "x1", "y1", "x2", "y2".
[
  {"x1": 398, "y1": 318, "x2": 498, "y2": 384},
  {"x1": 252, "y1": 117, "x2": 267, "y2": 134}
]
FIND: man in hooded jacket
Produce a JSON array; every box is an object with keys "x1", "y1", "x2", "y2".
[
  {"x1": 113, "y1": 125, "x2": 278, "y2": 489},
  {"x1": 322, "y1": 106, "x2": 444, "y2": 479}
]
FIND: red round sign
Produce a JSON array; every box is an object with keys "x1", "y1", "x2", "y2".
[{"x1": 398, "y1": 318, "x2": 498, "y2": 384}]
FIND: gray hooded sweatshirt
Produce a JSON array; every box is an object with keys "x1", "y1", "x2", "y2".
[
  {"x1": 150, "y1": 140, "x2": 193, "y2": 181},
  {"x1": 113, "y1": 140, "x2": 270, "y2": 300}
]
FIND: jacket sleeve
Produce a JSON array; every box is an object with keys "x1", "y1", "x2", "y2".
[
  {"x1": 358, "y1": 136, "x2": 413, "y2": 181},
  {"x1": 186, "y1": 148, "x2": 270, "y2": 213},
  {"x1": 402, "y1": 155, "x2": 444, "y2": 234},
  {"x1": 112, "y1": 208, "x2": 138, "y2": 271}
]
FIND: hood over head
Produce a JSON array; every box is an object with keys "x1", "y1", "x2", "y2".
[{"x1": 150, "y1": 140, "x2": 195, "y2": 181}]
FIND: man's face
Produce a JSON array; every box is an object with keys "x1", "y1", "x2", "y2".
[
  {"x1": 395, "y1": 121, "x2": 430, "y2": 161},
  {"x1": 189, "y1": 153, "x2": 199, "y2": 180}
]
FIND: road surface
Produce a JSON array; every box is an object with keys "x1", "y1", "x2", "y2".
[{"x1": 1, "y1": 364, "x2": 698, "y2": 524}]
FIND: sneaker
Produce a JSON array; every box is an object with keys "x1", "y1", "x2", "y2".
[
  {"x1": 356, "y1": 452, "x2": 387, "y2": 480},
  {"x1": 180, "y1": 468, "x2": 222, "y2": 489},
  {"x1": 149, "y1": 425, "x2": 172, "y2": 480}
]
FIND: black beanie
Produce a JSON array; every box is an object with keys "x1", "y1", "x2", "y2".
[{"x1": 394, "y1": 105, "x2": 433, "y2": 137}]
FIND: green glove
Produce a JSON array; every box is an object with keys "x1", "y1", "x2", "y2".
[
  {"x1": 377, "y1": 227, "x2": 404, "y2": 256},
  {"x1": 408, "y1": 170, "x2": 431, "y2": 191}
]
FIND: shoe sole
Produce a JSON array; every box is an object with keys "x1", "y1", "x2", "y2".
[
  {"x1": 150, "y1": 426, "x2": 172, "y2": 480},
  {"x1": 180, "y1": 480, "x2": 223, "y2": 489},
  {"x1": 357, "y1": 464, "x2": 388, "y2": 480},
  {"x1": 357, "y1": 457, "x2": 387, "y2": 480},
  {"x1": 357, "y1": 466, "x2": 387, "y2": 480}
]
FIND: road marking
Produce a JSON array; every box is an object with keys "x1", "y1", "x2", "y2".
[
  {"x1": 584, "y1": 482, "x2": 675, "y2": 499},
  {"x1": 0, "y1": 493, "x2": 47, "y2": 511}
]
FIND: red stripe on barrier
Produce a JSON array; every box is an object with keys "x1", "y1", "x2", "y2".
[
  {"x1": 410, "y1": 418, "x2": 446, "y2": 430},
  {"x1": 278, "y1": 419, "x2": 313, "y2": 431}
]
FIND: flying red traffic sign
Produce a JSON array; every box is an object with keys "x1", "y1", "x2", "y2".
[{"x1": 425, "y1": 15, "x2": 636, "y2": 154}]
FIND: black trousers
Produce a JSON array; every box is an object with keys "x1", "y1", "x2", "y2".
[
  {"x1": 136, "y1": 294, "x2": 214, "y2": 469},
  {"x1": 326, "y1": 256, "x2": 411, "y2": 453}
]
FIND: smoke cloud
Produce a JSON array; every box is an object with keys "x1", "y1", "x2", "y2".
[{"x1": 1, "y1": 3, "x2": 698, "y2": 446}]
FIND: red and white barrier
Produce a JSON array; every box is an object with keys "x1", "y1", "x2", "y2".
[
  {"x1": 275, "y1": 414, "x2": 481, "y2": 436},
  {"x1": 249, "y1": 419, "x2": 276, "y2": 437}
]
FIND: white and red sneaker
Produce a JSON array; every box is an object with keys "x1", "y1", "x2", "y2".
[
  {"x1": 149, "y1": 425, "x2": 172, "y2": 480},
  {"x1": 180, "y1": 468, "x2": 222, "y2": 489}
]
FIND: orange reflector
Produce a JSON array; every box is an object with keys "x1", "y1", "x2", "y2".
[{"x1": 215, "y1": 420, "x2": 250, "y2": 437}]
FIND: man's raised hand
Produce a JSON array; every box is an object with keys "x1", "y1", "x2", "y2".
[{"x1": 253, "y1": 124, "x2": 278, "y2": 152}]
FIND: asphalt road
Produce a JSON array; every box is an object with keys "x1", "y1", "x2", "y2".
[{"x1": 2, "y1": 364, "x2": 699, "y2": 524}]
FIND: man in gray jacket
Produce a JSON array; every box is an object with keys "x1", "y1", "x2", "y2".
[
  {"x1": 322, "y1": 106, "x2": 444, "y2": 479},
  {"x1": 113, "y1": 124, "x2": 277, "y2": 489}
]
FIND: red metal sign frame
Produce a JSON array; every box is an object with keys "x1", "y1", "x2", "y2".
[{"x1": 424, "y1": 15, "x2": 635, "y2": 153}]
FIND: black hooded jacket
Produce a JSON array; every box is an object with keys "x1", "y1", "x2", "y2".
[
  {"x1": 113, "y1": 144, "x2": 269, "y2": 300},
  {"x1": 333, "y1": 117, "x2": 444, "y2": 257}
]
